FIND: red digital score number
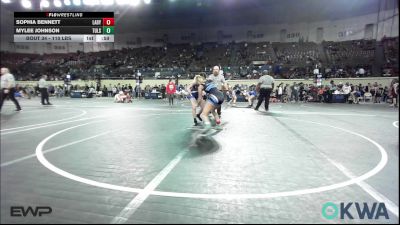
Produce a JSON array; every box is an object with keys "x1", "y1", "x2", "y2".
[{"x1": 102, "y1": 18, "x2": 114, "y2": 26}]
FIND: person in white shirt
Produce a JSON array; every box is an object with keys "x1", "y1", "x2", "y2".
[
  {"x1": 208, "y1": 66, "x2": 228, "y2": 118},
  {"x1": 108, "y1": 84, "x2": 113, "y2": 97},
  {"x1": 255, "y1": 70, "x2": 274, "y2": 111},
  {"x1": 0, "y1": 67, "x2": 22, "y2": 112},
  {"x1": 112, "y1": 86, "x2": 117, "y2": 96},
  {"x1": 358, "y1": 68, "x2": 365, "y2": 77},
  {"x1": 38, "y1": 75, "x2": 51, "y2": 105},
  {"x1": 313, "y1": 68, "x2": 319, "y2": 76},
  {"x1": 227, "y1": 84, "x2": 238, "y2": 106},
  {"x1": 277, "y1": 84, "x2": 283, "y2": 102},
  {"x1": 342, "y1": 82, "x2": 351, "y2": 103}
]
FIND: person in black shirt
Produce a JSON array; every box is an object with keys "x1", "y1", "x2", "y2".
[
  {"x1": 160, "y1": 84, "x2": 166, "y2": 99},
  {"x1": 102, "y1": 85, "x2": 108, "y2": 97},
  {"x1": 186, "y1": 77, "x2": 204, "y2": 125},
  {"x1": 383, "y1": 86, "x2": 389, "y2": 103},
  {"x1": 376, "y1": 84, "x2": 384, "y2": 103}
]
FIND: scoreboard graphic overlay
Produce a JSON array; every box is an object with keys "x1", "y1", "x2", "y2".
[{"x1": 14, "y1": 12, "x2": 114, "y2": 43}]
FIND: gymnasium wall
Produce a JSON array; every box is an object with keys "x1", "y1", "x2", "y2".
[{"x1": 16, "y1": 77, "x2": 396, "y2": 89}]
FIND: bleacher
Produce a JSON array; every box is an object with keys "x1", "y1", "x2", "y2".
[
  {"x1": 323, "y1": 39, "x2": 376, "y2": 66},
  {"x1": 273, "y1": 42, "x2": 320, "y2": 67},
  {"x1": 382, "y1": 37, "x2": 399, "y2": 76},
  {"x1": 1, "y1": 38, "x2": 398, "y2": 81}
]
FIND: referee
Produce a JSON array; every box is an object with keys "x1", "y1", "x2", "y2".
[
  {"x1": 0, "y1": 67, "x2": 22, "y2": 112},
  {"x1": 255, "y1": 70, "x2": 274, "y2": 111},
  {"x1": 39, "y1": 75, "x2": 52, "y2": 105}
]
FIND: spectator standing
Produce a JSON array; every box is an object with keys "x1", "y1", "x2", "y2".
[
  {"x1": 390, "y1": 79, "x2": 399, "y2": 107},
  {"x1": 166, "y1": 79, "x2": 176, "y2": 106},
  {"x1": 291, "y1": 82, "x2": 299, "y2": 102},
  {"x1": 108, "y1": 84, "x2": 113, "y2": 97},
  {"x1": 277, "y1": 83, "x2": 283, "y2": 102},
  {"x1": 160, "y1": 84, "x2": 166, "y2": 99},
  {"x1": 112, "y1": 86, "x2": 117, "y2": 96},
  {"x1": 383, "y1": 86, "x2": 389, "y2": 103}
]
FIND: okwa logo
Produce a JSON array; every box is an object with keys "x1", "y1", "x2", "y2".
[{"x1": 322, "y1": 202, "x2": 389, "y2": 220}]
